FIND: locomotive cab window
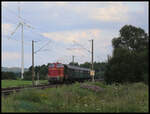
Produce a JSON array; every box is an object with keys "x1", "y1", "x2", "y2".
[{"x1": 49, "y1": 64, "x2": 54, "y2": 68}]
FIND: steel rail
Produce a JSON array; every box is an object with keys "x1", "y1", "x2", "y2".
[{"x1": 1, "y1": 84, "x2": 61, "y2": 96}]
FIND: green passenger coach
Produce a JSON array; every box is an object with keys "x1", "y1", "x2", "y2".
[{"x1": 64, "y1": 65, "x2": 91, "y2": 82}]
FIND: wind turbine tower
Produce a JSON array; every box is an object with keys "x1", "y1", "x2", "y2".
[
  {"x1": 19, "y1": 2, "x2": 24, "y2": 79},
  {"x1": 10, "y1": 2, "x2": 33, "y2": 79}
]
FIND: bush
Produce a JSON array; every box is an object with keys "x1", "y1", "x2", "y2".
[{"x1": 142, "y1": 73, "x2": 148, "y2": 85}]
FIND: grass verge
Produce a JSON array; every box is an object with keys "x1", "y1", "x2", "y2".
[
  {"x1": 2, "y1": 81, "x2": 148, "y2": 112},
  {"x1": 2, "y1": 80, "x2": 48, "y2": 88}
]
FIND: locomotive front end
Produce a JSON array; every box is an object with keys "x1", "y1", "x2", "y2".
[{"x1": 48, "y1": 63, "x2": 64, "y2": 83}]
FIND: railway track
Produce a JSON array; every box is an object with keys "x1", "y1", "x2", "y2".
[
  {"x1": 1, "y1": 84, "x2": 61, "y2": 96},
  {"x1": 2, "y1": 80, "x2": 103, "y2": 96}
]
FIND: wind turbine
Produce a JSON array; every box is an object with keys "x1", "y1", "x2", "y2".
[{"x1": 10, "y1": 2, "x2": 34, "y2": 79}]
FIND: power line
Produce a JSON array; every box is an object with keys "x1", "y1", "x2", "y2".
[
  {"x1": 3, "y1": 35, "x2": 31, "y2": 45},
  {"x1": 24, "y1": 26, "x2": 48, "y2": 41},
  {"x1": 34, "y1": 40, "x2": 52, "y2": 54},
  {"x1": 73, "y1": 40, "x2": 91, "y2": 53}
]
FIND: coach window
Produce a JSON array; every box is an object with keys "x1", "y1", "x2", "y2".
[
  {"x1": 73, "y1": 69, "x2": 75, "y2": 72},
  {"x1": 80, "y1": 70, "x2": 83, "y2": 73},
  {"x1": 57, "y1": 64, "x2": 63, "y2": 68}
]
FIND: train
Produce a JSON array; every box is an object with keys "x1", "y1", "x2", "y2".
[{"x1": 48, "y1": 62, "x2": 92, "y2": 83}]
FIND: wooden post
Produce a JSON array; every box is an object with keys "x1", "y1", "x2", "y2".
[
  {"x1": 32, "y1": 40, "x2": 35, "y2": 86},
  {"x1": 37, "y1": 72, "x2": 39, "y2": 84},
  {"x1": 91, "y1": 39, "x2": 94, "y2": 82},
  {"x1": 72, "y1": 55, "x2": 74, "y2": 66}
]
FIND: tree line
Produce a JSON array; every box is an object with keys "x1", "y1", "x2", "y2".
[{"x1": 2, "y1": 72, "x2": 20, "y2": 80}]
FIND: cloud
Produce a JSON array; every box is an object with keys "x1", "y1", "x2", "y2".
[
  {"x1": 73, "y1": 2, "x2": 129, "y2": 22},
  {"x1": 3, "y1": 2, "x2": 147, "y2": 28},
  {"x1": 46, "y1": 2, "x2": 129, "y2": 22},
  {"x1": 2, "y1": 52, "x2": 20, "y2": 61},
  {"x1": 41, "y1": 28, "x2": 115, "y2": 55},
  {"x1": 2, "y1": 51, "x2": 32, "y2": 67},
  {"x1": 2, "y1": 23, "x2": 15, "y2": 36},
  {"x1": 41, "y1": 29, "x2": 101, "y2": 43}
]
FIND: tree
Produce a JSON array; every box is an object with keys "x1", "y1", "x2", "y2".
[
  {"x1": 112, "y1": 25, "x2": 148, "y2": 52},
  {"x1": 80, "y1": 62, "x2": 91, "y2": 68},
  {"x1": 105, "y1": 48, "x2": 135, "y2": 83},
  {"x1": 24, "y1": 64, "x2": 48, "y2": 80},
  {"x1": 105, "y1": 25, "x2": 149, "y2": 84}
]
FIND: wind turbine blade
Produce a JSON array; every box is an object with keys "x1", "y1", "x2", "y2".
[
  {"x1": 10, "y1": 23, "x2": 21, "y2": 36},
  {"x1": 18, "y1": 2, "x2": 21, "y2": 19},
  {"x1": 22, "y1": 21, "x2": 34, "y2": 29}
]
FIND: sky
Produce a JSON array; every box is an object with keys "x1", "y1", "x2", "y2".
[{"x1": 2, "y1": 1, "x2": 149, "y2": 68}]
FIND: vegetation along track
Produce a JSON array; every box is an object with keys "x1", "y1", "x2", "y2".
[{"x1": 1, "y1": 84, "x2": 62, "y2": 96}]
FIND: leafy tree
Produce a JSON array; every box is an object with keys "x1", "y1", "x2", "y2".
[
  {"x1": 112, "y1": 25, "x2": 148, "y2": 52},
  {"x1": 105, "y1": 25, "x2": 149, "y2": 84},
  {"x1": 80, "y1": 62, "x2": 107, "y2": 79},
  {"x1": 24, "y1": 64, "x2": 48, "y2": 80}
]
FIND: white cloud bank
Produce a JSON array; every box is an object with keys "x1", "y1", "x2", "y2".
[
  {"x1": 41, "y1": 29, "x2": 101, "y2": 43},
  {"x1": 41, "y1": 2, "x2": 129, "y2": 22},
  {"x1": 73, "y1": 2, "x2": 129, "y2": 22},
  {"x1": 41, "y1": 28, "x2": 114, "y2": 48}
]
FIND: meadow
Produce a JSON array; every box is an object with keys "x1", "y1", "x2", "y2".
[
  {"x1": 2, "y1": 81, "x2": 148, "y2": 112},
  {"x1": 2, "y1": 80, "x2": 48, "y2": 88}
]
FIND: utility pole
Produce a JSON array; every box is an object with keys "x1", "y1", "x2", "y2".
[
  {"x1": 32, "y1": 40, "x2": 35, "y2": 86},
  {"x1": 92, "y1": 39, "x2": 94, "y2": 70},
  {"x1": 91, "y1": 39, "x2": 95, "y2": 82},
  {"x1": 37, "y1": 72, "x2": 39, "y2": 84},
  {"x1": 72, "y1": 55, "x2": 75, "y2": 66}
]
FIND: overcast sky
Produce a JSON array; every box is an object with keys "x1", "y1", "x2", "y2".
[{"x1": 2, "y1": 2, "x2": 148, "y2": 68}]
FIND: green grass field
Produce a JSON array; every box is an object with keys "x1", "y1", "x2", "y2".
[
  {"x1": 2, "y1": 81, "x2": 148, "y2": 112},
  {"x1": 2, "y1": 80, "x2": 48, "y2": 88}
]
